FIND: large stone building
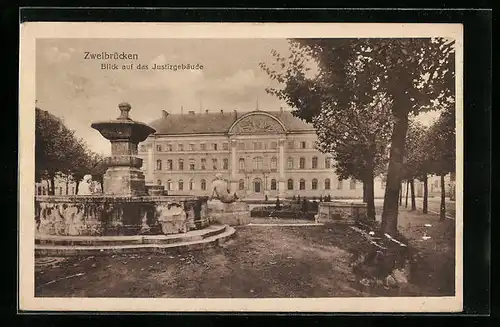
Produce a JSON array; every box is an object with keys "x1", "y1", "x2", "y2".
[{"x1": 138, "y1": 109, "x2": 386, "y2": 199}]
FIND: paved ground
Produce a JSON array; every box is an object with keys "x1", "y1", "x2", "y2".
[{"x1": 35, "y1": 207, "x2": 455, "y2": 298}]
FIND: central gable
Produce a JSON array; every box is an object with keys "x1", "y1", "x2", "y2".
[{"x1": 229, "y1": 112, "x2": 286, "y2": 134}]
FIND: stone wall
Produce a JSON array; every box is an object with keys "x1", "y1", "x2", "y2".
[
  {"x1": 317, "y1": 201, "x2": 368, "y2": 224},
  {"x1": 35, "y1": 195, "x2": 209, "y2": 236}
]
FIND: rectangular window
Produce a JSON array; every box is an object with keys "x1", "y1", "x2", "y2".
[
  {"x1": 288, "y1": 141, "x2": 294, "y2": 149},
  {"x1": 301, "y1": 141, "x2": 306, "y2": 149},
  {"x1": 212, "y1": 158, "x2": 218, "y2": 170},
  {"x1": 189, "y1": 159, "x2": 195, "y2": 171},
  {"x1": 350, "y1": 180, "x2": 356, "y2": 190},
  {"x1": 287, "y1": 158, "x2": 293, "y2": 169},
  {"x1": 167, "y1": 160, "x2": 173, "y2": 170},
  {"x1": 222, "y1": 143, "x2": 229, "y2": 150},
  {"x1": 189, "y1": 144, "x2": 195, "y2": 151},
  {"x1": 156, "y1": 144, "x2": 162, "y2": 152},
  {"x1": 223, "y1": 158, "x2": 229, "y2": 170},
  {"x1": 239, "y1": 158, "x2": 245, "y2": 170},
  {"x1": 167, "y1": 144, "x2": 173, "y2": 152},
  {"x1": 337, "y1": 179, "x2": 343, "y2": 190},
  {"x1": 200, "y1": 143, "x2": 206, "y2": 151},
  {"x1": 299, "y1": 157, "x2": 305, "y2": 169},
  {"x1": 178, "y1": 144, "x2": 184, "y2": 151},
  {"x1": 212, "y1": 143, "x2": 218, "y2": 151},
  {"x1": 201, "y1": 158, "x2": 206, "y2": 170},
  {"x1": 178, "y1": 160, "x2": 184, "y2": 171},
  {"x1": 325, "y1": 157, "x2": 331, "y2": 169}
]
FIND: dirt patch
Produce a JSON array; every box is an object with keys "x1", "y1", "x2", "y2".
[{"x1": 35, "y1": 221, "x2": 454, "y2": 298}]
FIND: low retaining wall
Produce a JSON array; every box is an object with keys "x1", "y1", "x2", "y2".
[
  {"x1": 317, "y1": 201, "x2": 368, "y2": 224},
  {"x1": 35, "y1": 195, "x2": 210, "y2": 237},
  {"x1": 207, "y1": 200, "x2": 251, "y2": 226}
]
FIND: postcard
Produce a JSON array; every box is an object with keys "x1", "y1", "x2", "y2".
[{"x1": 19, "y1": 22, "x2": 463, "y2": 312}]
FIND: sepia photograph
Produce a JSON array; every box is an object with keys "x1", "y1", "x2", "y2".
[{"x1": 19, "y1": 22, "x2": 463, "y2": 312}]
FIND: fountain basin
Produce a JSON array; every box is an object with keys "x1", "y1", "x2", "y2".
[{"x1": 35, "y1": 195, "x2": 211, "y2": 237}]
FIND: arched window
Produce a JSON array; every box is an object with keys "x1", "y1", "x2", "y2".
[
  {"x1": 189, "y1": 179, "x2": 194, "y2": 190},
  {"x1": 299, "y1": 157, "x2": 306, "y2": 169},
  {"x1": 312, "y1": 156, "x2": 318, "y2": 169},
  {"x1": 178, "y1": 159, "x2": 184, "y2": 171},
  {"x1": 271, "y1": 179, "x2": 277, "y2": 190},
  {"x1": 223, "y1": 158, "x2": 229, "y2": 170},
  {"x1": 167, "y1": 159, "x2": 173, "y2": 170},
  {"x1": 337, "y1": 178, "x2": 343, "y2": 190},
  {"x1": 312, "y1": 178, "x2": 318, "y2": 190},
  {"x1": 324, "y1": 178, "x2": 331, "y2": 190},
  {"x1": 212, "y1": 158, "x2": 218, "y2": 170},
  {"x1": 239, "y1": 158, "x2": 245, "y2": 170},
  {"x1": 200, "y1": 158, "x2": 206, "y2": 170},
  {"x1": 350, "y1": 179, "x2": 356, "y2": 190},
  {"x1": 300, "y1": 179, "x2": 306, "y2": 190},
  {"x1": 287, "y1": 157, "x2": 294, "y2": 169},
  {"x1": 201, "y1": 179, "x2": 207, "y2": 191},
  {"x1": 189, "y1": 159, "x2": 195, "y2": 170},
  {"x1": 156, "y1": 159, "x2": 162, "y2": 170},
  {"x1": 178, "y1": 180, "x2": 184, "y2": 191},
  {"x1": 167, "y1": 179, "x2": 172, "y2": 191},
  {"x1": 157, "y1": 179, "x2": 162, "y2": 186},
  {"x1": 253, "y1": 157, "x2": 263, "y2": 170},
  {"x1": 238, "y1": 179, "x2": 245, "y2": 190},
  {"x1": 287, "y1": 179, "x2": 294, "y2": 190},
  {"x1": 270, "y1": 157, "x2": 277, "y2": 171}
]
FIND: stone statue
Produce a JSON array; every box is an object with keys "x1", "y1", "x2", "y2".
[
  {"x1": 210, "y1": 173, "x2": 239, "y2": 203},
  {"x1": 77, "y1": 174, "x2": 93, "y2": 195}
]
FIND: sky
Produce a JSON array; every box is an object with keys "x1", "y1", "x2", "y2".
[{"x1": 36, "y1": 38, "x2": 441, "y2": 155}]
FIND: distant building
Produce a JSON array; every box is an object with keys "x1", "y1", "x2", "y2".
[
  {"x1": 35, "y1": 174, "x2": 77, "y2": 196},
  {"x1": 138, "y1": 109, "x2": 386, "y2": 199}
]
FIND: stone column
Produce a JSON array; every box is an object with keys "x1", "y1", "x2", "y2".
[
  {"x1": 146, "y1": 144, "x2": 154, "y2": 185},
  {"x1": 230, "y1": 139, "x2": 238, "y2": 192},
  {"x1": 278, "y1": 138, "x2": 286, "y2": 197}
]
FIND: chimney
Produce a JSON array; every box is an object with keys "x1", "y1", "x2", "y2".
[
  {"x1": 220, "y1": 110, "x2": 224, "y2": 114},
  {"x1": 162, "y1": 110, "x2": 169, "y2": 118},
  {"x1": 234, "y1": 109, "x2": 238, "y2": 119},
  {"x1": 188, "y1": 110, "x2": 195, "y2": 115},
  {"x1": 205, "y1": 109, "x2": 209, "y2": 114}
]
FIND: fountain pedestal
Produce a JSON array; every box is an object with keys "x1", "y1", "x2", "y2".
[{"x1": 92, "y1": 102, "x2": 156, "y2": 196}]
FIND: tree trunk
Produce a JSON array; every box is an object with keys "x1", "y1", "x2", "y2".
[
  {"x1": 423, "y1": 174, "x2": 428, "y2": 214},
  {"x1": 405, "y1": 181, "x2": 409, "y2": 208},
  {"x1": 381, "y1": 107, "x2": 410, "y2": 236},
  {"x1": 440, "y1": 174, "x2": 446, "y2": 221},
  {"x1": 399, "y1": 183, "x2": 403, "y2": 206},
  {"x1": 365, "y1": 174, "x2": 376, "y2": 221},
  {"x1": 50, "y1": 176, "x2": 55, "y2": 195},
  {"x1": 362, "y1": 182, "x2": 368, "y2": 203},
  {"x1": 410, "y1": 179, "x2": 416, "y2": 211}
]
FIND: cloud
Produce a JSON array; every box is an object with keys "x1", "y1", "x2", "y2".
[{"x1": 43, "y1": 46, "x2": 72, "y2": 64}]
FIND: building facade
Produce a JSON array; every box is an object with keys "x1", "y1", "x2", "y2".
[{"x1": 138, "y1": 109, "x2": 386, "y2": 199}]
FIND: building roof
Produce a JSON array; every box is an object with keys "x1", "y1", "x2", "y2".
[{"x1": 148, "y1": 110, "x2": 313, "y2": 135}]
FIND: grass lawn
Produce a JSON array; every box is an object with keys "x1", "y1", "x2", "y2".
[{"x1": 35, "y1": 208, "x2": 455, "y2": 298}]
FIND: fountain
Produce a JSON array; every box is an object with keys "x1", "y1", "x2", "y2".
[{"x1": 35, "y1": 103, "x2": 235, "y2": 256}]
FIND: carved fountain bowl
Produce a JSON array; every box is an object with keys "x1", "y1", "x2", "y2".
[
  {"x1": 35, "y1": 195, "x2": 210, "y2": 236},
  {"x1": 91, "y1": 120, "x2": 156, "y2": 143}
]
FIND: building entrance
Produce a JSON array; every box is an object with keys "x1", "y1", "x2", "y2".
[{"x1": 253, "y1": 178, "x2": 262, "y2": 193}]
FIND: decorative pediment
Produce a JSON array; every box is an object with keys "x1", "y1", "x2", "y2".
[{"x1": 230, "y1": 113, "x2": 285, "y2": 134}]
